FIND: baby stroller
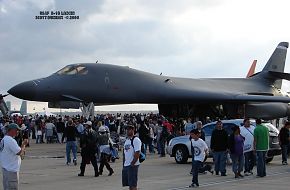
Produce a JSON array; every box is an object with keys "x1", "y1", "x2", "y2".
[
  {"x1": 51, "y1": 130, "x2": 58, "y2": 143},
  {"x1": 101, "y1": 145, "x2": 119, "y2": 162},
  {"x1": 199, "y1": 163, "x2": 213, "y2": 174},
  {"x1": 190, "y1": 163, "x2": 213, "y2": 175},
  {"x1": 190, "y1": 155, "x2": 213, "y2": 175},
  {"x1": 110, "y1": 144, "x2": 119, "y2": 162},
  {"x1": 110, "y1": 132, "x2": 120, "y2": 150}
]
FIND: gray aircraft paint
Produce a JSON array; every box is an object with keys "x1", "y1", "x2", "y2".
[{"x1": 7, "y1": 42, "x2": 290, "y2": 119}]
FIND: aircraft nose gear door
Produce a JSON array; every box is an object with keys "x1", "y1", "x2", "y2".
[
  {"x1": 0, "y1": 94, "x2": 9, "y2": 116},
  {"x1": 80, "y1": 102, "x2": 94, "y2": 119}
]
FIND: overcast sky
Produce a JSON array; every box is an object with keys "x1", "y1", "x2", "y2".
[{"x1": 1, "y1": 0, "x2": 290, "y2": 113}]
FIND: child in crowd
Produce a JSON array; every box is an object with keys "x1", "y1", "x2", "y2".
[{"x1": 189, "y1": 129, "x2": 209, "y2": 188}]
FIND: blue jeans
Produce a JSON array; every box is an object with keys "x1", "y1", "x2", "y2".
[
  {"x1": 36, "y1": 135, "x2": 42, "y2": 144},
  {"x1": 143, "y1": 143, "x2": 147, "y2": 156},
  {"x1": 256, "y1": 151, "x2": 267, "y2": 177},
  {"x1": 122, "y1": 165, "x2": 139, "y2": 188},
  {"x1": 157, "y1": 140, "x2": 161, "y2": 154},
  {"x1": 244, "y1": 151, "x2": 255, "y2": 172},
  {"x1": 66, "y1": 141, "x2": 77, "y2": 163},
  {"x1": 230, "y1": 154, "x2": 244, "y2": 174},
  {"x1": 281, "y1": 145, "x2": 288, "y2": 163},
  {"x1": 191, "y1": 147, "x2": 204, "y2": 172},
  {"x1": 148, "y1": 138, "x2": 154, "y2": 153},
  {"x1": 159, "y1": 140, "x2": 166, "y2": 156},
  {"x1": 192, "y1": 160, "x2": 202, "y2": 185},
  {"x1": 191, "y1": 147, "x2": 194, "y2": 172},
  {"x1": 213, "y1": 151, "x2": 227, "y2": 174}
]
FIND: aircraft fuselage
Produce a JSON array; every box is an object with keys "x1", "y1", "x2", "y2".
[{"x1": 8, "y1": 63, "x2": 280, "y2": 105}]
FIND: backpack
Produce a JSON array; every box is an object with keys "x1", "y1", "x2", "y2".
[
  {"x1": 131, "y1": 136, "x2": 146, "y2": 163},
  {"x1": 83, "y1": 129, "x2": 97, "y2": 148}
]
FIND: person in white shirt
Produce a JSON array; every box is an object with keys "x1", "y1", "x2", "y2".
[
  {"x1": 0, "y1": 123, "x2": 28, "y2": 190},
  {"x1": 240, "y1": 118, "x2": 255, "y2": 176},
  {"x1": 189, "y1": 129, "x2": 208, "y2": 188},
  {"x1": 45, "y1": 119, "x2": 56, "y2": 143},
  {"x1": 122, "y1": 125, "x2": 141, "y2": 190}
]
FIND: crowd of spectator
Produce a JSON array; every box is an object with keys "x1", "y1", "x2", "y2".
[{"x1": 0, "y1": 113, "x2": 190, "y2": 153}]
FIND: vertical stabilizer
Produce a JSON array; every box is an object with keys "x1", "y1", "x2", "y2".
[
  {"x1": 0, "y1": 95, "x2": 9, "y2": 116},
  {"x1": 6, "y1": 101, "x2": 11, "y2": 112},
  {"x1": 262, "y1": 42, "x2": 288, "y2": 88},
  {"x1": 246, "y1": 60, "x2": 257, "y2": 78},
  {"x1": 20, "y1": 101, "x2": 27, "y2": 115}
]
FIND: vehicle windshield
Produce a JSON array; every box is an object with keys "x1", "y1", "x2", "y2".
[{"x1": 56, "y1": 65, "x2": 88, "y2": 75}]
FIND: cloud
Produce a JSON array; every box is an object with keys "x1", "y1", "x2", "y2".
[{"x1": 1, "y1": 0, "x2": 290, "y2": 111}]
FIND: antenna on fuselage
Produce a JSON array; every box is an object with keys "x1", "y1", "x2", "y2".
[{"x1": 96, "y1": 60, "x2": 98, "y2": 63}]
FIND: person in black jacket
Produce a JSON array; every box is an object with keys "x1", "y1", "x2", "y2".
[
  {"x1": 62, "y1": 119, "x2": 78, "y2": 166},
  {"x1": 279, "y1": 121, "x2": 290, "y2": 165},
  {"x1": 56, "y1": 118, "x2": 65, "y2": 144},
  {"x1": 159, "y1": 121, "x2": 169, "y2": 157},
  {"x1": 210, "y1": 120, "x2": 228, "y2": 176},
  {"x1": 138, "y1": 121, "x2": 150, "y2": 156},
  {"x1": 78, "y1": 121, "x2": 99, "y2": 177}
]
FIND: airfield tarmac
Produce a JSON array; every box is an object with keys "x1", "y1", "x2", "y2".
[{"x1": 0, "y1": 142, "x2": 289, "y2": 190}]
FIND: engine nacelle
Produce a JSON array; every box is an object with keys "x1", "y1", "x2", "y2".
[
  {"x1": 245, "y1": 102, "x2": 290, "y2": 120},
  {"x1": 158, "y1": 102, "x2": 290, "y2": 120}
]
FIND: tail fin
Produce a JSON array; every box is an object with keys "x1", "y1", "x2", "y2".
[
  {"x1": 20, "y1": 101, "x2": 27, "y2": 115},
  {"x1": 0, "y1": 94, "x2": 9, "y2": 116},
  {"x1": 261, "y1": 42, "x2": 288, "y2": 88},
  {"x1": 262, "y1": 42, "x2": 288, "y2": 72},
  {"x1": 246, "y1": 60, "x2": 257, "y2": 78}
]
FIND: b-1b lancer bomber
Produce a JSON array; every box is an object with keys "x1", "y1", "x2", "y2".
[{"x1": 6, "y1": 42, "x2": 290, "y2": 119}]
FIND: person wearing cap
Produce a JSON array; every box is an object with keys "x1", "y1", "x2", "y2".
[
  {"x1": 78, "y1": 120, "x2": 99, "y2": 177},
  {"x1": 0, "y1": 123, "x2": 28, "y2": 190},
  {"x1": 122, "y1": 125, "x2": 142, "y2": 190},
  {"x1": 97, "y1": 126, "x2": 114, "y2": 176},
  {"x1": 279, "y1": 121, "x2": 290, "y2": 165},
  {"x1": 62, "y1": 119, "x2": 78, "y2": 166}
]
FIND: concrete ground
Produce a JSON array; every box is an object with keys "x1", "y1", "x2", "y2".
[{"x1": 1, "y1": 142, "x2": 289, "y2": 190}]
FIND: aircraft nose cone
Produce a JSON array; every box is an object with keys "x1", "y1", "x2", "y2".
[{"x1": 8, "y1": 81, "x2": 36, "y2": 100}]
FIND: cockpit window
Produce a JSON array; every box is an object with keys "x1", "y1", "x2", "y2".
[
  {"x1": 76, "y1": 66, "x2": 88, "y2": 75},
  {"x1": 57, "y1": 65, "x2": 88, "y2": 75}
]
